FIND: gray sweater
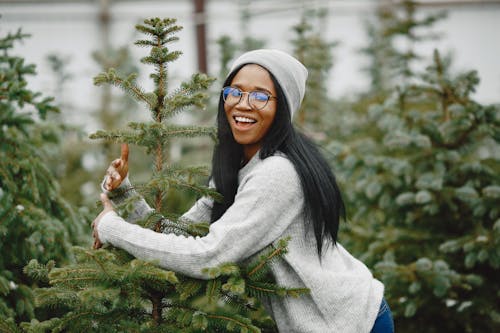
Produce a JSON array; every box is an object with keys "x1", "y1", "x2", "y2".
[{"x1": 97, "y1": 153, "x2": 384, "y2": 332}]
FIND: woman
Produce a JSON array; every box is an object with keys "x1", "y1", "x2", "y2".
[{"x1": 92, "y1": 49, "x2": 394, "y2": 333}]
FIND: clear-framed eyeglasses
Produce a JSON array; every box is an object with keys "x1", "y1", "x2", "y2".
[{"x1": 221, "y1": 86, "x2": 276, "y2": 110}]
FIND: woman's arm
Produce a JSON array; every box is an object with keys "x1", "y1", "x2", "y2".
[
  {"x1": 102, "y1": 143, "x2": 214, "y2": 225},
  {"x1": 96, "y1": 156, "x2": 302, "y2": 279},
  {"x1": 103, "y1": 175, "x2": 215, "y2": 226}
]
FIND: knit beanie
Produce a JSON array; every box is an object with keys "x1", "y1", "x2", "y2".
[{"x1": 228, "y1": 49, "x2": 308, "y2": 118}]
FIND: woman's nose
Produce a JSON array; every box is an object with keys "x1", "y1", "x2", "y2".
[{"x1": 235, "y1": 92, "x2": 252, "y2": 110}]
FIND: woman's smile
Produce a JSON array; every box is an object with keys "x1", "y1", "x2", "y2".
[{"x1": 232, "y1": 114, "x2": 258, "y2": 129}]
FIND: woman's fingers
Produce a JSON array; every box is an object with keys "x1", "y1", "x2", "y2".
[
  {"x1": 105, "y1": 163, "x2": 123, "y2": 190},
  {"x1": 112, "y1": 158, "x2": 122, "y2": 168},
  {"x1": 121, "y1": 143, "x2": 129, "y2": 163},
  {"x1": 92, "y1": 194, "x2": 114, "y2": 250},
  {"x1": 105, "y1": 171, "x2": 117, "y2": 191},
  {"x1": 92, "y1": 216, "x2": 102, "y2": 249},
  {"x1": 104, "y1": 144, "x2": 129, "y2": 191},
  {"x1": 93, "y1": 237, "x2": 102, "y2": 249}
]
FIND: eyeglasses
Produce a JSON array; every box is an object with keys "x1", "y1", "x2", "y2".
[{"x1": 222, "y1": 86, "x2": 276, "y2": 110}]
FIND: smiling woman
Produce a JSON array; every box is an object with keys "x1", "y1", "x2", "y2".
[
  {"x1": 223, "y1": 64, "x2": 278, "y2": 161},
  {"x1": 92, "y1": 49, "x2": 393, "y2": 332}
]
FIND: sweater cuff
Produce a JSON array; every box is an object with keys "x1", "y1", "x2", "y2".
[
  {"x1": 101, "y1": 175, "x2": 134, "y2": 204},
  {"x1": 97, "y1": 210, "x2": 121, "y2": 245}
]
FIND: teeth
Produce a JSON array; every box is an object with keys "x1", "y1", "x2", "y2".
[{"x1": 235, "y1": 116, "x2": 256, "y2": 123}]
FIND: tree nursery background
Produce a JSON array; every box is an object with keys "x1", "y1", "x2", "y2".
[{"x1": 1, "y1": 1, "x2": 499, "y2": 332}]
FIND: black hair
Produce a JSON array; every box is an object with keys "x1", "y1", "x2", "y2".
[{"x1": 210, "y1": 65, "x2": 346, "y2": 257}]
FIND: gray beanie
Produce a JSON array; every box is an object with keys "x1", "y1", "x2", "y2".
[{"x1": 228, "y1": 49, "x2": 308, "y2": 118}]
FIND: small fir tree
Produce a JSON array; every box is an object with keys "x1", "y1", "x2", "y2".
[
  {"x1": 0, "y1": 28, "x2": 84, "y2": 328},
  {"x1": 23, "y1": 18, "x2": 306, "y2": 332}
]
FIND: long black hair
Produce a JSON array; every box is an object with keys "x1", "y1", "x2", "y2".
[{"x1": 211, "y1": 65, "x2": 346, "y2": 256}]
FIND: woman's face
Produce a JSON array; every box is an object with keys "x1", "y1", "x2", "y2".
[{"x1": 224, "y1": 64, "x2": 277, "y2": 161}]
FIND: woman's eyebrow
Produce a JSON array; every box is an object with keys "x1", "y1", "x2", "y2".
[
  {"x1": 231, "y1": 83, "x2": 272, "y2": 94},
  {"x1": 254, "y1": 86, "x2": 273, "y2": 94}
]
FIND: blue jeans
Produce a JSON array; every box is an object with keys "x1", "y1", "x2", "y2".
[{"x1": 370, "y1": 298, "x2": 394, "y2": 333}]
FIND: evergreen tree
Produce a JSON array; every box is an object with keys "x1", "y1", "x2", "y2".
[
  {"x1": 0, "y1": 28, "x2": 84, "y2": 328},
  {"x1": 332, "y1": 49, "x2": 500, "y2": 332},
  {"x1": 325, "y1": 0, "x2": 448, "y2": 170},
  {"x1": 290, "y1": 8, "x2": 337, "y2": 131},
  {"x1": 323, "y1": 2, "x2": 500, "y2": 331},
  {"x1": 360, "y1": 0, "x2": 445, "y2": 96},
  {"x1": 237, "y1": 0, "x2": 266, "y2": 52},
  {"x1": 42, "y1": 53, "x2": 99, "y2": 209},
  {"x1": 23, "y1": 18, "x2": 306, "y2": 332},
  {"x1": 214, "y1": 0, "x2": 267, "y2": 80}
]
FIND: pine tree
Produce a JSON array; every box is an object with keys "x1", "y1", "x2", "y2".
[
  {"x1": 214, "y1": 0, "x2": 267, "y2": 80},
  {"x1": 323, "y1": 2, "x2": 500, "y2": 331},
  {"x1": 0, "y1": 28, "x2": 85, "y2": 328},
  {"x1": 41, "y1": 53, "x2": 99, "y2": 208},
  {"x1": 360, "y1": 0, "x2": 445, "y2": 97},
  {"x1": 290, "y1": 8, "x2": 337, "y2": 131},
  {"x1": 332, "y1": 48, "x2": 500, "y2": 333},
  {"x1": 23, "y1": 18, "x2": 306, "y2": 332}
]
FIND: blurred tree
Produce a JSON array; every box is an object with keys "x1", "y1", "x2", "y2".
[
  {"x1": 42, "y1": 53, "x2": 98, "y2": 208},
  {"x1": 23, "y1": 18, "x2": 306, "y2": 332},
  {"x1": 238, "y1": 0, "x2": 267, "y2": 52},
  {"x1": 360, "y1": 0, "x2": 445, "y2": 97},
  {"x1": 325, "y1": 0, "x2": 448, "y2": 170},
  {"x1": 325, "y1": 2, "x2": 500, "y2": 332},
  {"x1": 43, "y1": 45, "x2": 148, "y2": 211},
  {"x1": 46, "y1": 53, "x2": 73, "y2": 104},
  {"x1": 214, "y1": 0, "x2": 267, "y2": 80},
  {"x1": 91, "y1": 46, "x2": 140, "y2": 162},
  {"x1": 290, "y1": 8, "x2": 338, "y2": 132},
  {"x1": 0, "y1": 28, "x2": 85, "y2": 329},
  {"x1": 332, "y1": 46, "x2": 500, "y2": 333}
]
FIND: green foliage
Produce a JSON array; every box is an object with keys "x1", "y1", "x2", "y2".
[
  {"x1": 331, "y1": 45, "x2": 500, "y2": 333},
  {"x1": 291, "y1": 8, "x2": 337, "y2": 129},
  {"x1": 23, "y1": 239, "x2": 303, "y2": 332},
  {"x1": 320, "y1": 2, "x2": 500, "y2": 331},
  {"x1": 41, "y1": 53, "x2": 99, "y2": 209},
  {"x1": 360, "y1": 0, "x2": 446, "y2": 95},
  {"x1": 0, "y1": 28, "x2": 85, "y2": 323}
]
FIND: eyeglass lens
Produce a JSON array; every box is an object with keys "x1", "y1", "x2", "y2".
[{"x1": 222, "y1": 87, "x2": 270, "y2": 110}]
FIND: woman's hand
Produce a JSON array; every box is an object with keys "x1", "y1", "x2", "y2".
[
  {"x1": 104, "y1": 143, "x2": 129, "y2": 191},
  {"x1": 92, "y1": 193, "x2": 114, "y2": 249}
]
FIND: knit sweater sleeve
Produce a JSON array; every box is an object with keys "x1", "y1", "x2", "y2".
[
  {"x1": 102, "y1": 176, "x2": 214, "y2": 225},
  {"x1": 97, "y1": 156, "x2": 302, "y2": 279},
  {"x1": 101, "y1": 176, "x2": 153, "y2": 224}
]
